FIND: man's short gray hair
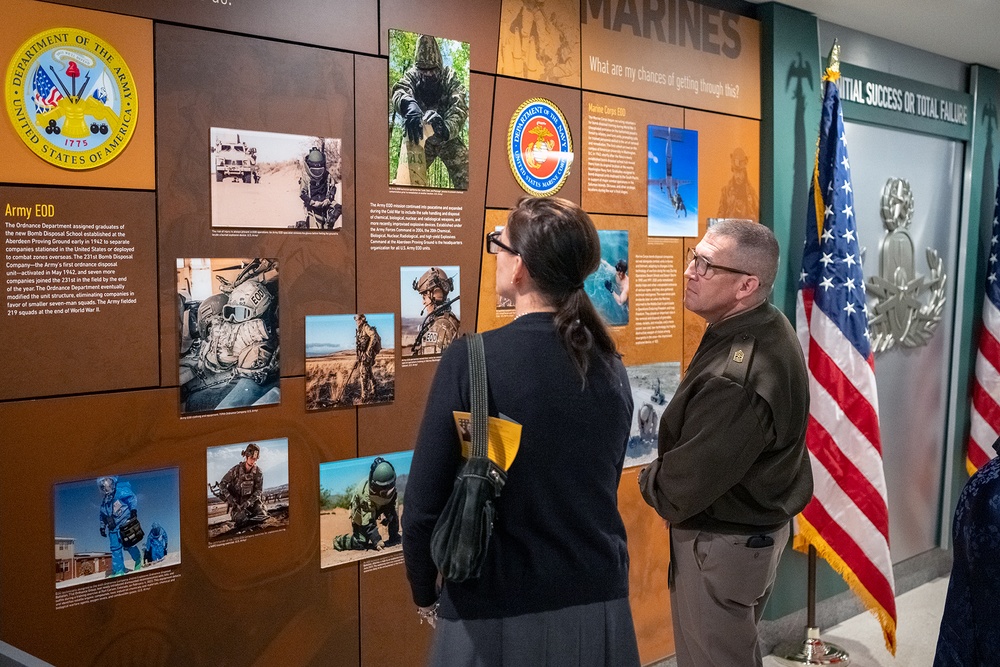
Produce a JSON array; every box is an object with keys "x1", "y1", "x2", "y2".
[{"x1": 707, "y1": 220, "x2": 779, "y2": 295}]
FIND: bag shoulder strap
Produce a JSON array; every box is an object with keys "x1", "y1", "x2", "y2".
[
  {"x1": 722, "y1": 333, "x2": 755, "y2": 387},
  {"x1": 467, "y1": 333, "x2": 489, "y2": 459}
]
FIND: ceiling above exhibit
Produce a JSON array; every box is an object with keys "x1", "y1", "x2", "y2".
[{"x1": 744, "y1": 0, "x2": 1000, "y2": 71}]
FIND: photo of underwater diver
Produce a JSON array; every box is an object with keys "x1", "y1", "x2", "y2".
[
  {"x1": 583, "y1": 230, "x2": 629, "y2": 326},
  {"x1": 177, "y1": 258, "x2": 280, "y2": 414},
  {"x1": 389, "y1": 30, "x2": 470, "y2": 189},
  {"x1": 207, "y1": 439, "x2": 290, "y2": 543},
  {"x1": 320, "y1": 451, "x2": 413, "y2": 568},
  {"x1": 401, "y1": 266, "x2": 461, "y2": 357},
  {"x1": 97, "y1": 475, "x2": 143, "y2": 577},
  {"x1": 54, "y1": 469, "x2": 180, "y2": 592}
]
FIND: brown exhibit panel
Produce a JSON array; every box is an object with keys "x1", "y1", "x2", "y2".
[
  {"x1": 495, "y1": 0, "x2": 582, "y2": 88},
  {"x1": 353, "y1": 53, "x2": 491, "y2": 459},
  {"x1": 0, "y1": 185, "x2": 158, "y2": 400},
  {"x1": 619, "y1": 467, "x2": 674, "y2": 664},
  {"x1": 582, "y1": 92, "x2": 684, "y2": 216},
  {"x1": 44, "y1": 0, "x2": 378, "y2": 54},
  {"x1": 154, "y1": 24, "x2": 357, "y2": 382},
  {"x1": 361, "y1": 559, "x2": 435, "y2": 666},
  {"x1": 486, "y1": 77, "x2": 582, "y2": 209},
  {"x1": 580, "y1": 0, "x2": 761, "y2": 118},
  {"x1": 0, "y1": 379, "x2": 362, "y2": 666},
  {"x1": 0, "y1": 0, "x2": 155, "y2": 189},
  {"x1": 379, "y1": 0, "x2": 502, "y2": 74}
]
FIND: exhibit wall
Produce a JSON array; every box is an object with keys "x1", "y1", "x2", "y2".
[{"x1": 0, "y1": 0, "x2": 765, "y2": 664}]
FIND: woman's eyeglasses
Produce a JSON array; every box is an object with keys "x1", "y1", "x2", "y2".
[
  {"x1": 486, "y1": 231, "x2": 520, "y2": 256},
  {"x1": 686, "y1": 248, "x2": 752, "y2": 277}
]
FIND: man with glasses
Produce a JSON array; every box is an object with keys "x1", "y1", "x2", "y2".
[{"x1": 639, "y1": 219, "x2": 813, "y2": 667}]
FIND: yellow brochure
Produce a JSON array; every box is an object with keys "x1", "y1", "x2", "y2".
[{"x1": 452, "y1": 411, "x2": 522, "y2": 472}]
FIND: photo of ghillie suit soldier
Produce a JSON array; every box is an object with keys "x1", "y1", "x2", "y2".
[
  {"x1": 297, "y1": 145, "x2": 342, "y2": 230},
  {"x1": 143, "y1": 523, "x2": 168, "y2": 565},
  {"x1": 410, "y1": 267, "x2": 460, "y2": 356},
  {"x1": 178, "y1": 259, "x2": 280, "y2": 414},
  {"x1": 97, "y1": 476, "x2": 144, "y2": 577},
  {"x1": 390, "y1": 31, "x2": 469, "y2": 189},
  {"x1": 209, "y1": 443, "x2": 268, "y2": 529},
  {"x1": 333, "y1": 457, "x2": 401, "y2": 552}
]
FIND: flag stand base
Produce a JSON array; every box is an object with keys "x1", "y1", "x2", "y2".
[{"x1": 775, "y1": 627, "x2": 850, "y2": 665}]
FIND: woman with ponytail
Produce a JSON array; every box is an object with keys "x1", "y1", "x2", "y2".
[{"x1": 403, "y1": 196, "x2": 639, "y2": 666}]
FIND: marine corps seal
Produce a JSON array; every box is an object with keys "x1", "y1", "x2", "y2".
[
  {"x1": 5, "y1": 27, "x2": 138, "y2": 170},
  {"x1": 507, "y1": 98, "x2": 573, "y2": 197}
]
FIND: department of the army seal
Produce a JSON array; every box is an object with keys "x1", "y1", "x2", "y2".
[
  {"x1": 5, "y1": 27, "x2": 138, "y2": 170},
  {"x1": 507, "y1": 98, "x2": 573, "y2": 196}
]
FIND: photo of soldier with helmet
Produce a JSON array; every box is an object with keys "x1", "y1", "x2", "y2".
[
  {"x1": 304, "y1": 313, "x2": 396, "y2": 409},
  {"x1": 388, "y1": 30, "x2": 470, "y2": 190},
  {"x1": 177, "y1": 258, "x2": 280, "y2": 415},
  {"x1": 319, "y1": 451, "x2": 413, "y2": 568},
  {"x1": 400, "y1": 265, "x2": 461, "y2": 357},
  {"x1": 209, "y1": 127, "x2": 343, "y2": 231},
  {"x1": 206, "y1": 438, "x2": 289, "y2": 544}
]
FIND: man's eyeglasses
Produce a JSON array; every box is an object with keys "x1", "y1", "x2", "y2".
[
  {"x1": 686, "y1": 248, "x2": 752, "y2": 277},
  {"x1": 486, "y1": 231, "x2": 519, "y2": 256}
]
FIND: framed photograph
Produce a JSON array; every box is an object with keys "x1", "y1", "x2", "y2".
[
  {"x1": 210, "y1": 128, "x2": 343, "y2": 230},
  {"x1": 388, "y1": 30, "x2": 470, "y2": 190},
  {"x1": 54, "y1": 468, "x2": 180, "y2": 591},
  {"x1": 584, "y1": 230, "x2": 629, "y2": 326},
  {"x1": 177, "y1": 258, "x2": 280, "y2": 415},
  {"x1": 647, "y1": 126, "x2": 698, "y2": 237},
  {"x1": 319, "y1": 451, "x2": 413, "y2": 568},
  {"x1": 400, "y1": 266, "x2": 461, "y2": 357},
  {"x1": 207, "y1": 438, "x2": 289, "y2": 545},
  {"x1": 305, "y1": 313, "x2": 395, "y2": 409}
]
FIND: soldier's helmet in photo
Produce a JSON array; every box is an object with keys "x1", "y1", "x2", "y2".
[
  {"x1": 414, "y1": 34, "x2": 443, "y2": 72},
  {"x1": 242, "y1": 443, "x2": 261, "y2": 460},
  {"x1": 223, "y1": 280, "x2": 272, "y2": 323},
  {"x1": 97, "y1": 476, "x2": 117, "y2": 498},
  {"x1": 369, "y1": 457, "x2": 397, "y2": 497},
  {"x1": 413, "y1": 267, "x2": 453, "y2": 301},
  {"x1": 304, "y1": 147, "x2": 326, "y2": 180}
]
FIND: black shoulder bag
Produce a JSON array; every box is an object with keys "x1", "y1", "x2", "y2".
[{"x1": 429, "y1": 333, "x2": 507, "y2": 583}]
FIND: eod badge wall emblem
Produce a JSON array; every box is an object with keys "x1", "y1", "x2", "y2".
[
  {"x1": 5, "y1": 27, "x2": 138, "y2": 170},
  {"x1": 507, "y1": 98, "x2": 573, "y2": 196}
]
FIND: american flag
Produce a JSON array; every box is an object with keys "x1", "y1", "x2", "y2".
[
  {"x1": 794, "y1": 46, "x2": 897, "y2": 655},
  {"x1": 967, "y1": 163, "x2": 1000, "y2": 473},
  {"x1": 32, "y1": 66, "x2": 62, "y2": 112}
]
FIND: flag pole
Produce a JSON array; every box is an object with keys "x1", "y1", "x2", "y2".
[{"x1": 775, "y1": 546, "x2": 850, "y2": 664}]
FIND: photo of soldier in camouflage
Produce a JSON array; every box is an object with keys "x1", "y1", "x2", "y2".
[
  {"x1": 388, "y1": 30, "x2": 470, "y2": 190},
  {"x1": 305, "y1": 313, "x2": 396, "y2": 409},
  {"x1": 320, "y1": 452, "x2": 413, "y2": 568},
  {"x1": 206, "y1": 439, "x2": 289, "y2": 543},
  {"x1": 177, "y1": 258, "x2": 280, "y2": 414},
  {"x1": 400, "y1": 265, "x2": 461, "y2": 357}
]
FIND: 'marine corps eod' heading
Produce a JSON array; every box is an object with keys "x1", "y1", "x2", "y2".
[{"x1": 582, "y1": 0, "x2": 742, "y2": 58}]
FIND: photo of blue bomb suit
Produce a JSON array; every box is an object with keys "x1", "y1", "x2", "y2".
[
  {"x1": 144, "y1": 523, "x2": 168, "y2": 565},
  {"x1": 54, "y1": 468, "x2": 180, "y2": 590},
  {"x1": 97, "y1": 476, "x2": 143, "y2": 576}
]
